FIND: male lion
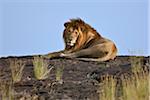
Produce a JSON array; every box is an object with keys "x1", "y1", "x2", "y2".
[{"x1": 44, "y1": 18, "x2": 117, "y2": 62}]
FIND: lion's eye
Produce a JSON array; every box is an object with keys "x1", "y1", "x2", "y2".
[
  {"x1": 75, "y1": 31, "x2": 78, "y2": 35},
  {"x1": 68, "y1": 30, "x2": 71, "y2": 33}
]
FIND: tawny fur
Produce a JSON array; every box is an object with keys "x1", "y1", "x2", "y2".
[{"x1": 44, "y1": 18, "x2": 117, "y2": 62}]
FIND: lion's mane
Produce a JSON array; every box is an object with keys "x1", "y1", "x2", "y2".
[{"x1": 63, "y1": 19, "x2": 102, "y2": 52}]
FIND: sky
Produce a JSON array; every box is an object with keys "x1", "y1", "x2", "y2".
[{"x1": 0, "y1": 0, "x2": 149, "y2": 57}]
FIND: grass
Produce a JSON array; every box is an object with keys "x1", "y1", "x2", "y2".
[
  {"x1": 0, "y1": 80, "x2": 14, "y2": 100},
  {"x1": 121, "y1": 57, "x2": 149, "y2": 100},
  {"x1": 121, "y1": 70, "x2": 149, "y2": 100},
  {"x1": 99, "y1": 75, "x2": 117, "y2": 100},
  {"x1": 56, "y1": 65, "x2": 64, "y2": 83},
  {"x1": 99, "y1": 57, "x2": 149, "y2": 100},
  {"x1": 33, "y1": 56, "x2": 53, "y2": 80},
  {"x1": 9, "y1": 58, "x2": 25, "y2": 83}
]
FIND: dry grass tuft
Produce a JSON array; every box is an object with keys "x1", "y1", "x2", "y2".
[
  {"x1": 33, "y1": 56, "x2": 53, "y2": 80},
  {"x1": 99, "y1": 75, "x2": 117, "y2": 100},
  {"x1": 9, "y1": 58, "x2": 25, "y2": 83},
  {"x1": 0, "y1": 80, "x2": 14, "y2": 100},
  {"x1": 56, "y1": 66, "x2": 64, "y2": 83}
]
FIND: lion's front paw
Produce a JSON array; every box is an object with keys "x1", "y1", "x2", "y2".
[
  {"x1": 60, "y1": 53, "x2": 72, "y2": 58},
  {"x1": 60, "y1": 53, "x2": 66, "y2": 57}
]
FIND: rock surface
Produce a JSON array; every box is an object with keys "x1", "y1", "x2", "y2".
[{"x1": 0, "y1": 56, "x2": 149, "y2": 100}]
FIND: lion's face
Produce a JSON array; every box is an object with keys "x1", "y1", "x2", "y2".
[{"x1": 64, "y1": 27, "x2": 79, "y2": 46}]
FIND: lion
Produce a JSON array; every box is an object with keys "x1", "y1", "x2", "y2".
[{"x1": 44, "y1": 18, "x2": 117, "y2": 62}]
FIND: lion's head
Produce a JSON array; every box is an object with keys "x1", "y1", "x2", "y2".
[
  {"x1": 63, "y1": 25, "x2": 79, "y2": 47},
  {"x1": 63, "y1": 18, "x2": 101, "y2": 52}
]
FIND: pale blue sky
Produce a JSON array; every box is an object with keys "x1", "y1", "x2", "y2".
[{"x1": 0, "y1": 0, "x2": 149, "y2": 57}]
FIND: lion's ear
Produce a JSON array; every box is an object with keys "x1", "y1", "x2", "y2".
[{"x1": 64, "y1": 22, "x2": 70, "y2": 27}]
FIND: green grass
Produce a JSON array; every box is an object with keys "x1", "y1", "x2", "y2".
[
  {"x1": 9, "y1": 58, "x2": 25, "y2": 83},
  {"x1": 33, "y1": 56, "x2": 53, "y2": 80}
]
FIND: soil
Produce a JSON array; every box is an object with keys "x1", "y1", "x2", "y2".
[{"x1": 0, "y1": 56, "x2": 149, "y2": 100}]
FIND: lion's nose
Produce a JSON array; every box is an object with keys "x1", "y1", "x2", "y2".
[
  {"x1": 67, "y1": 41, "x2": 71, "y2": 44},
  {"x1": 68, "y1": 38, "x2": 72, "y2": 41}
]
